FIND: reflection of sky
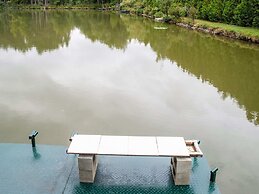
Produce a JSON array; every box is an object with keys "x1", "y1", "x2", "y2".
[
  {"x1": 0, "y1": 28, "x2": 259, "y2": 194},
  {"x1": 0, "y1": 29, "x2": 257, "y2": 135}
]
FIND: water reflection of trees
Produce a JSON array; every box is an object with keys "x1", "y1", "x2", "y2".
[
  {"x1": 73, "y1": 11, "x2": 129, "y2": 49},
  {"x1": 0, "y1": 10, "x2": 128, "y2": 51},
  {"x1": 0, "y1": 10, "x2": 258, "y2": 125},
  {"x1": 147, "y1": 27, "x2": 259, "y2": 126},
  {"x1": 122, "y1": 16, "x2": 259, "y2": 125},
  {"x1": 0, "y1": 11, "x2": 72, "y2": 53}
]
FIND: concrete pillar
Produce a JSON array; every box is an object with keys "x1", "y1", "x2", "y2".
[
  {"x1": 171, "y1": 157, "x2": 192, "y2": 185},
  {"x1": 78, "y1": 154, "x2": 98, "y2": 183}
]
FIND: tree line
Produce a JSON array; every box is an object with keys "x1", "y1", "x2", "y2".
[
  {"x1": 0, "y1": 0, "x2": 118, "y2": 7},
  {"x1": 0, "y1": 0, "x2": 258, "y2": 27},
  {"x1": 121, "y1": 0, "x2": 258, "y2": 27}
]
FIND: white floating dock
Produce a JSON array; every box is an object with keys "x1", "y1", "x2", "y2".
[{"x1": 67, "y1": 135, "x2": 203, "y2": 185}]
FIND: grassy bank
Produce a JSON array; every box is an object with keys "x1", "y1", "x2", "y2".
[
  {"x1": 178, "y1": 18, "x2": 259, "y2": 43},
  {"x1": 184, "y1": 18, "x2": 259, "y2": 39}
]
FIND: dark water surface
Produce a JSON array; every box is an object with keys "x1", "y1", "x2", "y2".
[{"x1": 0, "y1": 10, "x2": 259, "y2": 194}]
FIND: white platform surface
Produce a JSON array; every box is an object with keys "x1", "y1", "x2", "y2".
[
  {"x1": 67, "y1": 135, "x2": 101, "y2": 154},
  {"x1": 67, "y1": 135, "x2": 190, "y2": 157},
  {"x1": 157, "y1": 137, "x2": 189, "y2": 157},
  {"x1": 99, "y1": 136, "x2": 128, "y2": 155},
  {"x1": 128, "y1": 136, "x2": 158, "y2": 156}
]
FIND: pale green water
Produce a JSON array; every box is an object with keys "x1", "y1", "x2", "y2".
[{"x1": 0, "y1": 10, "x2": 259, "y2": 194}]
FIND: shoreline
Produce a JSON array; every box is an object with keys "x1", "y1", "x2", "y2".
[
  {"x1": 2, "y1": 5, "x2": 259, "y2": 44},
  {"x1": 174, "y1": 22, "x2": 259, "y2": 44},
  {"x1": 140, "y1": 13, "x2": 259, "y2": 44}
]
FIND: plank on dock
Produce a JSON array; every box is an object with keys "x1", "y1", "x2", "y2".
[
  {"x1": 156, "y1": 137, "x2": 189, "y2": 157},
  {"x1": 67, "y1": 135, "x2": 190, "y2": 157},
  {"x1": 99, "y1": 136, "x2": 128, "y2": 155},
  {"x1": 67, "y1": 135, "x2": 101, "y2": 154},
  {"x1": 128, "y1": 136, "x2": 158, "y2": 156}
]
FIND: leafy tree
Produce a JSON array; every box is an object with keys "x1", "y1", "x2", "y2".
[
  {"x1": 207, "y1": 0, "x2": 223, "y2": 22},
  {"x1": 168, "y1": 4, "x2": 181, "y2": 22},
  {"x1": 189, "y1": 6, "x2": 196, "y2": 24},
  {"x1": 160, "y1": 0, "x2": 171, "y2": 16}
]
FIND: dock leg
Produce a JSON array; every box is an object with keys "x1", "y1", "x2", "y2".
[
  {"x1": 171, "y1": 157, "x2": 192, "y2": 185},
  {"x1": 78, "y1": 154, "x2": 98, "y2": 183}
]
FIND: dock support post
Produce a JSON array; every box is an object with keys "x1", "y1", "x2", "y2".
[
  {"x1": 171, "y1": 157, "x2": 192, "y2": 185},
  {"x1": 78, "y1": 154, "x2": 98, "y2": 183},
  {"x1": 29, "y1": 130, "x2": 38, "y2": 147},
  {"x1": 210, "y1": 168, "x2": 218, "y2": 182}
]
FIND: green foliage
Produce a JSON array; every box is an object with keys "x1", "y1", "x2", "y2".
[
  {"x1": 154, "y1": 11, "x2": 164, "y2": 18},
  {"x1": 136, "y1": 7, "x2": 143, "y2": 15},
  {"x1": 178, "y1": 6, "x2": 187, "y2": 17},
  {"x1": 150, "y1": 6, "x2": 159, "y2": 16},
  {"x1": 253, "y1": 14, "x2": 259, "y2": 28},
  {"x1": 188, "y1": 6, "x2": 196, "y2": 24},
  {"x1": 0, "y1": 1, "x2": 4, "y2": 8},
  {"x1": 199, "y1": 2, "x2": 208, "y2": 20},
  {"x1": 222, "y1": 1, "x2": 235, "y2": 24},
  {"x1": 234, "y1": 0, "x2": 256, "y2": 27},
  {"x1": 168, "y1": 5, "x2": 181, "y2": 22},
  {"x1": 182, "y1": 0, "x2": 258, "y2": 27},
  {"x1": 143, "y1": 6, "x2": 151, "y2": 15},
  {"x1": 206, "y1": 0, "x2": 223, "y2": 22},
  {"x1": 160, "y1": 0, "x2": 171, "y2": 16}
]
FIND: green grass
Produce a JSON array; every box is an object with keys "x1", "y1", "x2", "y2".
[{"x1": 182, "y1": 17, "x2": 259, "y2": 38}]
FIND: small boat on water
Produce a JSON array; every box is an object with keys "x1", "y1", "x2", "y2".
[{"x1": 154, "y1": 26, "x2": 168, "y2": 30}]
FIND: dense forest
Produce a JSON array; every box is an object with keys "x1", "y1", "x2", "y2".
[{"x1": 0, "y1": 0, "x2": 258, "y2": 27}]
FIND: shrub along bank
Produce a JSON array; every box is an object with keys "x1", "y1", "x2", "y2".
[{"x1": 120, "y1": 0, "x2": 258, "y2": 28}]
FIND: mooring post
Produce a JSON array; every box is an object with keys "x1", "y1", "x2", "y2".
[
  {"x1": 210, "y1": 168, "x2": 218, "y2": 182},
  {"x1": 69, "y1": 132, "x2": 78, "y2": 142},
  {"x1": 29, "y1": 130, "x2": 39, "y2": 147}
]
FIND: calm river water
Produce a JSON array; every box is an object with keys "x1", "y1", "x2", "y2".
[{"x1": 0, "y1": 10, "x2": 259, "y2": 194}]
